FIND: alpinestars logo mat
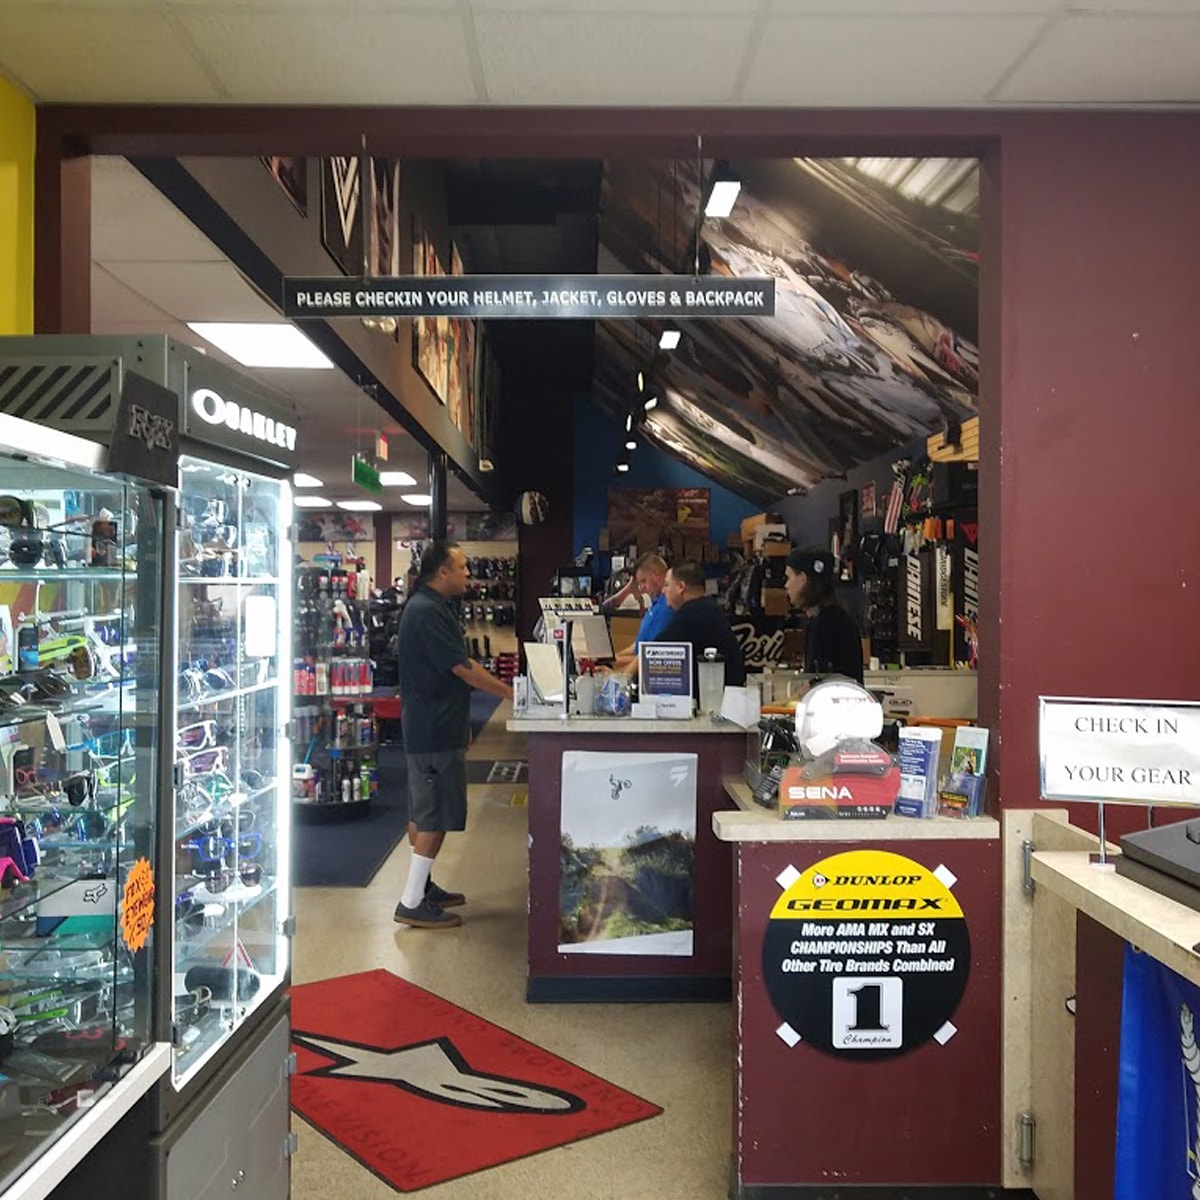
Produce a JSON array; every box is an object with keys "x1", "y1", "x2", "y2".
[{"x1": 290, "y1": 970, "x2": 661, "y2": 1192}]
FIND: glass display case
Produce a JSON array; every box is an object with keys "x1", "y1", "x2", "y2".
[
  {"x1": 0, "y1": 420, "x2": 165, "y2": 1189},
  {"x1": 171, "y1": 454, "x2": 291, "y2": 1091}
]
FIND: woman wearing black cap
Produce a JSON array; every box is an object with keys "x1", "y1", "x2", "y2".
[{"x1": 784, "y1": 547, "x2": 864, "y2": 683}]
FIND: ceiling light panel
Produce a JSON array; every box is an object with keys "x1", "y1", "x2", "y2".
[
  {"x1": 336, "y1": 500, "x2": 383, "y2": 512},
  {"x1": 401, "y1": 494, "x2": 433, "y2": 507},
  {"x1": 293, "y1": 472, "x2": 323, "y2": 488},
  {"x1": 379, "y1": 471, "x2": 418, "y2": 487},
  {"x1": 187, "y1": 322, "x2": 333, "y2": 369},
  {"x1": 294, "y1": 496, "x2": 331, "y2": 508}
]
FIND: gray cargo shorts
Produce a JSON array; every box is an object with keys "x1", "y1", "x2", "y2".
[{"x1": 406, "y1": 748, "x2": 468, "y2": 832}]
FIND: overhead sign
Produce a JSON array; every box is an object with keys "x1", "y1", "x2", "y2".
[
  {"x1": 1039, "y1": 697, "x2": 1200, "y2": 807},
  {"x1": 185, "y1": 385, "x2": 299, "y2": 470},
  {"x1": 282, "y1": 275, "x2": 776, "y2": 320},
  {"x1": 762, "y1": 849, "x2": 970, "y2": 1060}
]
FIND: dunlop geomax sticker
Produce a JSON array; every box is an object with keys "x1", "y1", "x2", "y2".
[{"x1": 762, "y1": 849, "x2": 970, "y2": 1059}]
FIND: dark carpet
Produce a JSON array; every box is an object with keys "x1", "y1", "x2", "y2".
[{"x1": 293, "y1": 694, "x2": 503, "y2": 888}]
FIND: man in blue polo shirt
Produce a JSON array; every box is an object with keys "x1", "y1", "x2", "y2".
[
  {"x1": 393, "y1": 541, "x2": 512, "y2": 930},
  {"x1": 607, "y1": 553, "x2": 671, "y2": 670}
]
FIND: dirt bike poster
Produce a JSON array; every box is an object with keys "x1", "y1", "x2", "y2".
[
  {"x1": 1114, "y1": 946, "x2": 1200, "y2": 1199},
  {"x1": 558, "y1": 751, "x2": 697, "y2": 958}
]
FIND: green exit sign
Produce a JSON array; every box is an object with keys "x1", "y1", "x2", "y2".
[{"x1": 352, "y1": 454, "x2": 382, "y2": 493}]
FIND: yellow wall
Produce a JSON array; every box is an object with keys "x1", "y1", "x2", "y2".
[{"x1": 0, "y1": 72, "x2": 34, "y2": 336}]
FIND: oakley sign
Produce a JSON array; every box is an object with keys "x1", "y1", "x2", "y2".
[{"x1": 190, "y1": 388, "x2": 297, "y2": 453}]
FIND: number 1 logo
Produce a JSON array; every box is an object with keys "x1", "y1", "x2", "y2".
[{"x1": 831, "y1": 978, "x2": 904, "y2": 1050}]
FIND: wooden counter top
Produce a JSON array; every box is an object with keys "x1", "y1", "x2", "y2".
[
  {"x1": 713, "y1": 777, "x2": 1000, "y2": 843},
  {"x1": 1032, "y1": 849, "x2": 1200, "y2": 987}
]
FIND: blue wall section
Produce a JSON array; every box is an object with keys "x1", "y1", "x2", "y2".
[{"x1": 573, "y1": 393, "x2": 759, "y2": 557}]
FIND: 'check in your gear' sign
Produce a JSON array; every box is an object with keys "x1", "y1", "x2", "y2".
[{"x1": 762, "y1": 849, "x2": 970, "y2": 1060}]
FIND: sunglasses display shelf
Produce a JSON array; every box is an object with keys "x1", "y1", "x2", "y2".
[
  {"x1": 169, "y1": 456, "x2": 292, "y2": 1097},
  {"x1": 291, "y1": 564, "x2": 379, "y2": 816},
  {"x1": 0, "y1": 424, "x2": 168, "y2": 1191}
]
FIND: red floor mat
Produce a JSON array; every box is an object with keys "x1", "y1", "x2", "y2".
[{"x1": 290, "y1": 969, "x2": 663, "y2": 1192}]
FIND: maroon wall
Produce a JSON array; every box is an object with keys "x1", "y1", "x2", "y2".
[{"x1": 986, "y1": 114, "x2": 1200, "y2": 814}]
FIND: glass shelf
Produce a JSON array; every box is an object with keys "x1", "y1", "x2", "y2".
[
  {"x1": 0, "y1": 567, "x2": 131, "y2": 584},
  {"x1": 179, "y1": 576, "x2": 281, "y2": 586},
  {"x1": 174, "y1": 780, "x2": 280, "y2": 844},
  {"x1": 175, "y1": 676, "x2": 280, "y2": 716}
]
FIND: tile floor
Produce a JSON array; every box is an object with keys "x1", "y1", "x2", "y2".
[{"x1": 291, "y1": 702, "x2": 734, "y2": 1200}]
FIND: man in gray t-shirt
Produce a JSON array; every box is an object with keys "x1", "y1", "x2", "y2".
[{"x1": 394, "y1": 541, "x2": 511, "y2": 929}]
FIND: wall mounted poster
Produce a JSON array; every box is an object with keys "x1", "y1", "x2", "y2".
[
  {"x1": 606, "y1": 487, "x2": 710, "y2": 553},
  {"x1": 558, "y1": 750, "x2": 697, "y2": 958},
  {"x1": 261, "y1": 156, "x2": 308, "y2": 217},
  {"x1": 412, "y1": 215, "x2": 449, "y2": 406},
  {"x1": 321, "y1": 157, "x2": 399, "y2": 277}
]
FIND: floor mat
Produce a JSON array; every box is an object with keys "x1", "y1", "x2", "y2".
[{"x1": 290, "y1": 969, "x2": 662, "y2": 1192}]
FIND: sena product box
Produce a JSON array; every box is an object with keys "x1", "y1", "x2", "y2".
[{"x1": 778, "y1": 762, "x2": 900, "y2": 820}]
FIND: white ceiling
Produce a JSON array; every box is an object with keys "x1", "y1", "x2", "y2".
[
  {"x1": 2, "y1": 0, "x2": 1200, "y2": 106},
  {"x1": 90, "y1": 156, "x2": 483, "y2": 512}
]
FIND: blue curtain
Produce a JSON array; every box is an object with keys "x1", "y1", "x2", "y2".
[{"x1": 1115, "y1": 946, "x2": 1200, "y2": 1200}]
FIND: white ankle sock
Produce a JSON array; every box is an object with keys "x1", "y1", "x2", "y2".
[{"x1": 401, "y1": 853, "x2": 435, "y2": 909}]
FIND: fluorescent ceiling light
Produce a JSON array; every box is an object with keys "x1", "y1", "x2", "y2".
[
  {"x1": 643, "y1": 396, "x2": 659, "y2": 411},
  {"x1": 293, "y1": 472, "x2": 323, "y2": 488},
  {"x1": 294, "y1": 495, "x2": 331, "y2": 508},
  {"x1": 615, "y1": 463, "x2": 630, "y2": 474},
  {"x1": 659, "y1": 330, "x2": 681, "y2": 351},
  {"x1": 336, "y1": 499, "x2": 383, "y2": 512},
  {"x1": 402, "y1": 493, "x2": 433, "y2": 506},
  {"x1": 187, "y1": 322, "x2": 334, "y2": 369},
  {"x1": 378, "y1": 471, "x2": 417, "y2": 487},
  {"x1": 625, "y1": 439, "x2": 637, "y2": 451},
  {"x1": 624, "y1": 414, "x2": 633, "y2": 433},
  {"x1": 705, "y1": 179, "x2": 740, "y2": 218}
]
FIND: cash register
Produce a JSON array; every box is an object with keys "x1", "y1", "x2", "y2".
[{"x1": 1118, "y1": 819, "x2": 1200, "y2": 912}]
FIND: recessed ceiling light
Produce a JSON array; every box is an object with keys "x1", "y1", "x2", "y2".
[
  {"x1": 294, "y1": 495, "x2": 331, "y2": 508},
  {"x1": 643, "y1": 396, "x2": 659, "y2": 411},
  {"x1": 616, "y1": 463, "x2": 630, "y2": 474},
  {"x1": 636, "y1": 371, "x2": 644, "y2": 393},
  {"x1": 625, "y1": 414, "x2": 633, "y2": 433},
  {"x1": 704, "y1": 178, "x2": 741, "y2": 219},
  {"x1": 187, "y1": 322, "x2": 334, "y2": 370},
  {"x1": 336, "y1": 499, "x2": 383, "y2": 512},
  {"x1": 401, "y1": 494, "x2": 433, "y2": 507},
  {"x1": 659, "y1": 330, "x2": 681, "y2": 350},
  {"x1": 293, "y1": 472, "x2": 323, "y2": 488},
  {"x1": 379, "y1": 471, "x2": 417, "y2": 487},
  {"x1": 625, "y1": 439, "x2": 637, "y2": 451}
]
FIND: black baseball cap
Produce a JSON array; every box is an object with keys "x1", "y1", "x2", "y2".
[{"x1": 786, "y1": 547, "x2": 836, "y2": 578}]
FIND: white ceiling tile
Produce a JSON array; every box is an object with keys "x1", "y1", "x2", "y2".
[
  {"x1": 173, "y1": 9, "x2": 477, "y2": 103},
  {"x1": 101, "y1": 261, "x2": 279, "y2": 323},
  {"x1": 773, "y1": 0, "x2": 1063, "y2": 10},
  {"x1": 474, "y1": 12, "x2": 755, "y2": 104},
  {"x1": 1069, "y1": 0, "x2": 1200, "y2": 9},
  {"x1": 0, "y1": 10, "x2": 220, "y2": 101},
  {"x1": 995, "y1": 13, "x2": 1200, "y2": 99},
  {"x1": 470, "y1": 0, "x2": 760, "y2": 11},
  {"x1": 742, "y1": 14, "x2": 1047, "y2": 105}
]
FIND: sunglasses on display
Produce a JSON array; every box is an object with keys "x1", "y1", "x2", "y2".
[
  {"x1": 178, "y1": 747, "x2": 230, "y2": 778},
  {"x1": 173, "y1": 985, "x2": 212, "y2": 1027},
  {"x1": 182, "y1": 831, "x2": 263, "y2": 865},
  {"x1": 194, "y1": 863, "x2": 262, "y2": 893},
  {"x1": 177, "y1": 720, "x2": 224, "y2": 752},
  {"x1": 178, "y1": 665, "x2": 238, "y2": 703}
]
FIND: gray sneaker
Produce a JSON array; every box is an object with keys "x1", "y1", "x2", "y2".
[
  {"x1": 426, "y1": 880, "x2": 466, "y2": 908},
  {"x1": 393, "y1": 897, "x2": 463, "y2": 929}
]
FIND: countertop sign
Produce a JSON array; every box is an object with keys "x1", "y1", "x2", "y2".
[
  {"x1": 762, "y1": 849, "x2": 970, "y2": 1060},
  {"x1": 638, "y1": 642, "x2": 693, "y2": 719},
  {"x1": 1039, "y1": 697, "x2": 1200, "y2": 806},
  {"x1": 283, "y1": 275, "x2": 776, "y2": 320}
]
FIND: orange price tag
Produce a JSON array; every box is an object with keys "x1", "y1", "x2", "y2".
[{"x1": 121, "y1": 857, "x2": 156, "y2": 954}]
